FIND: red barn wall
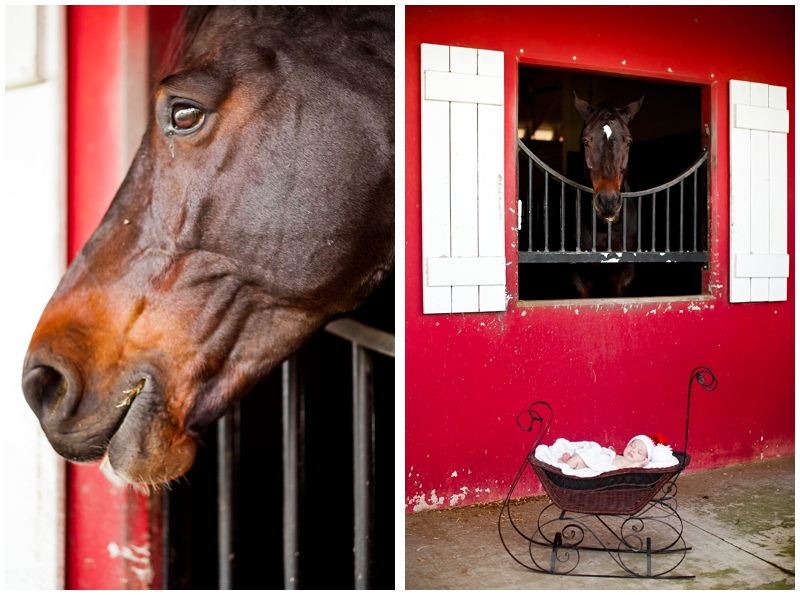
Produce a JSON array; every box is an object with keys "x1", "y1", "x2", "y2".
[{"x1": 405, "y1": 6, "x2": 794, "y2": 512}]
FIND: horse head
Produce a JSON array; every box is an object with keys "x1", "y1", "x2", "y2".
[
  {"x1": 574, "y1": 93, "x2": 643, "y2": 222},
  {"x1": 22, "y1": 7, "x2": 394, "y2": 486}
]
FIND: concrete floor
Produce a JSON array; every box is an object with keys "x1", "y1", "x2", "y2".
[{"x1": 405, "y1": 456, "x2": 794, "y2": 589}]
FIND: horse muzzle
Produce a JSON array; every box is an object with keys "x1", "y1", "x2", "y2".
[
  {"x1": 22, "y1": 354, "x2": 124, "y2": 462},
  {"x1": 594, "y1": 190, "x2": 623, "y2": 223},
  {"x1": 22, "y1": 347, "x2": 197, "y2": 483}
]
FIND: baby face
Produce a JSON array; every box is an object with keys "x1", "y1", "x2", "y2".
[{"x1": 623, "y1": 439, "x2": 649, "y2": 463}]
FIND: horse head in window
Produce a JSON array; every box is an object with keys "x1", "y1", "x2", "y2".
[
  {"x1": 572, "y1": 93, "x2": 643, "y2": 297},
  {"x1": 22, "y1": 6, "x2": 394, "y2": 486}
]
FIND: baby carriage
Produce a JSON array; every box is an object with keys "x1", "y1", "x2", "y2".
[{"x1": 498, "y1": 366, "x2": 717, "y2": 579}]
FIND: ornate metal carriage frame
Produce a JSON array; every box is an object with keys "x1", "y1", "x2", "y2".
[{"x1": 498, "y1": 367, "x2": 717, "y2": 579}]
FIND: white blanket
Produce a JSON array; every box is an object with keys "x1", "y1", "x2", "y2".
[{"x1": 534, "y1": 438, "x2": 680, "y2": 477}]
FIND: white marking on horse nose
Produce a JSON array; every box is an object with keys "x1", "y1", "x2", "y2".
[{"x1": 603, "y1": 124, "x2": 612, "y2": 139}]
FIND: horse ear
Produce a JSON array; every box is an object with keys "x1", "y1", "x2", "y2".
[
  {"x1": 573, "y1": 92, "x2": 593, "y2": 120},
  {"x1": 620, "y1": 96, "x2": 644, "y2": 123}
]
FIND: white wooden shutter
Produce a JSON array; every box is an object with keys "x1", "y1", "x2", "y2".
[
  {"x1": 421, "y1": 43, "x2": 506, "y2": 314},
  {"x1": 729, "y1": 80, "x2": 790, "y2": 303}
]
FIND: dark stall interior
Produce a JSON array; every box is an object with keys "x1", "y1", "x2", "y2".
[{"x1": 165, "y1": 275, "x2": 394, "y2": 589}]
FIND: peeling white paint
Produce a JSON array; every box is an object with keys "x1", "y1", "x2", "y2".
[
  {"x1": 107, "y1": 541, "x2": 153, "y2": 584},
  {"x1": 449, "y1": 486, "x2": 469, "y2": 507},
  {"x1": 451, "y1": 470, "x2": 458, "y2": 477},
  {"x1": 410, "y1": 490, "x2": 445, "y2": 512}
]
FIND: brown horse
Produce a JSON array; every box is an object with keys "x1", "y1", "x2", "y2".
[
  {"x1": 572, "y1": 93, "x2": 643, "y2": 298},
  {"x1": 22, "y1": 7, "x2": 394, "y2": 486}
]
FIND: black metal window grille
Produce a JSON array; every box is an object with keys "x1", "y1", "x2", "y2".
[
  {"x1": 518, "y1": 139, "x2": 709, "y2": 265},
  {"x1": 165, "y1": 318, "x2": 394, "y2": 590}
]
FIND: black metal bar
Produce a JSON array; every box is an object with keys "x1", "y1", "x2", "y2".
[
  {"x1": 684, "y1": 367, "x2": 718, "y2": 459},
  {"x1": 528, "y1": 158, "x2": 533, "y2": 251},
  {"x1": 666, "y1": 187, "x2": 670, "y2": 252},
  {"x1": 353, "y1": 344, "x2": 375, "y2": 590},
  {"x1": 560, "y1": 181, "x2": 565, "y2": 251},
  {"x1": 518, "y1": 140, "x2": 592, "y2": 193},
  {"x1": 576, "y1": 189, "x2": 581, "y2": 251},
  {"x1": 592, "y1": 202, "x2": 597, "y2": 252},
  {"x1": 637, "y1": 196, "x2": 642, "y2": 251},
  {"x1": 518, "y1": 251, "x2": 709, "y2": 264},
  {"x1": 693, "y1": 170, "x2": 698, "y2": 252},
  {"x1": 543, "y1": 171, "x2": 549, "y2": 251},
  {"x1": 622, "y1": 198, "x2": 627, "y2": 251},
  {"x1": 606, "y1": 220, "x2": 612, "y2": 251},
  {"x1": 651, "y1": 193, "x2": 656, "y2": 251},
  {"x1": 282, "y1": 356, "x2": 301, "y2": 589},
  {"x1": 325, "y1": 318, "x2": 395, "y2": 358},
  {"x1": 218, "y1": 410, "x2": 234, "y2": 590},
  {"x1": 550, "y1": 532, "x2": 563, "y2": 573},
  {"x1": 647, "y1": 537, "x2": 652, "y2": 577},
  {"x1": 679, "y1": 179, "x2": 684, "y2": 252}
]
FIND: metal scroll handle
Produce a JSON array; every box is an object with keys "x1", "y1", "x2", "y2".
[
  {"x1": 683, "y1": 366, "x2": 718, "y2": 455},
  {"x1": 516, "y1": 401, "x2": 554, "y2": 457}
]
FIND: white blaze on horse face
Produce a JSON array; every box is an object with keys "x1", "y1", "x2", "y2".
[{"x1": 603, "y1": 124, "x2": 612, "y2": 139}]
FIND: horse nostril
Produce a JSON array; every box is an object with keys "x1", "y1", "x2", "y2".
[{"x1": 22, "y1": 365, "x2": 70, "y2": 418}]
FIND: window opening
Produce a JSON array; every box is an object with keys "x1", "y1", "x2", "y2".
[{"x1": 517, "y1": 67, "x2": 708, "y2": 300}]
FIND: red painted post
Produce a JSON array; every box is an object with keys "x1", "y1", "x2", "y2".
[{"x1": 65, "y1": 6, "x2": 180, "y2": 588}]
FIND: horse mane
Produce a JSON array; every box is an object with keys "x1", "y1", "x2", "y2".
[
  {"x1": 156, "y1": 6, "x2": 217, "y2": 83},
  {"x1": 156, "y1": 6, "x2": 392, "y2": 84}
]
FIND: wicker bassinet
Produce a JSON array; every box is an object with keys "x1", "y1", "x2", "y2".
[
  {"x1": 512, "y1": 366, "x2": 716, "y2": 517},
  {"x1": 529, "y1": 451, "x2": 690, "y2": 516}
]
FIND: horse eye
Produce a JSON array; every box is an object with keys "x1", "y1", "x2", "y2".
[
  {"x1": 171, "y1": 106, "x2": 204, "y2": 131},
  {"x1": 582, "y1": 139, "x2": 589, "y2": 147},
  {"x1": 627, "y1": 139, "x2": 632, "y2": 147}
]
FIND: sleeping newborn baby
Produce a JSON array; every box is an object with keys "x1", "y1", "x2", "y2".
[{"x1": 561, "y1": 435, "x2": 655, "y2": 470}]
